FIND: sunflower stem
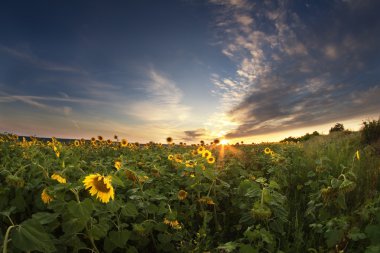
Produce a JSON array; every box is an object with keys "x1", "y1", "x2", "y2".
[{"x1": 2, "y1": 225, "x2": 16, "y2": 253}]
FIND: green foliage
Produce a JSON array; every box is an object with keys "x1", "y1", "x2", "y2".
[
  {"x1": 330, "y1": 123, "x2": 345, "y2": 133},
  {"x1": 280, "y1": 131, "x2": 320, "y2": 143},
  {"x1": 361, "y1": 118, "x2": 380, "y2": 145},
  {"x1": 0, "y1": 132, "x2": 379, "y2": 252}
]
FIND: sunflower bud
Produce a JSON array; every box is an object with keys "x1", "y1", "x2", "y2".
[{"x1": 251, "y1": 201, "x2": 272, "y2": 220}]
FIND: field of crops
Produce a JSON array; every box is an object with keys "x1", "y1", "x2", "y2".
[{"x1": 0, "y1": 132, "x2": 379, "y2": 253}]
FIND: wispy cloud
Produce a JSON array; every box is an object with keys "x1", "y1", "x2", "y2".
[
  {"x1": 209, "y1": 0, "x2": 380, "y2": 139},
  {"x1": 0, "y1": 44, "x2": 86, "y2": 74},
  {"x1": 126, "y1": 69, "x2": 191, "y2": 122}
]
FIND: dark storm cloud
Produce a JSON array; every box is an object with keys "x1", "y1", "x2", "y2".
[{"x1": 211, "y1": 0, "x2": 380, "y2": 138}]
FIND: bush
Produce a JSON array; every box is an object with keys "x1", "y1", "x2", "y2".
[
  {"x1": 361, "y1": 118, "x2": 380, "y2": 145},
  {"x1": 329, "y1": 123, "x2": 344, "y2": 133}
]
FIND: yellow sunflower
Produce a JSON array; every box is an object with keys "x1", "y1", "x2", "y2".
[
  {"x1": 207, "y1": 156, "x2": 215, "y2": 164},
  {"x1": 264, "y1": 147, "x2": 271, "y2": 154},
  {"x1": 185, "y1": 160, "x2": 196, "y2": 168},
  {"x1": 178, "y1": 190, "x2": 188, "y2": 200},
  {"x1": 202, "y1": 150, "x2": 211, "y2": 158},
  {"x1": 83, "y1": 174, "x2": 114, "y2": 203},
  {"x1": 168, "y1": 154, "x2": 174, "y2": 160},
  {"x1": 120, "y1": 139, "x2": 128, "y2": 147},
  {"x1": 51, "y1": 173, "x2": 66, "y2": 184},
  {"x1": 107, "y1": 139, "x2": 112, "y2": 145},
  {"x1": 114, "y1": 161, "x2": 122, "y2": 170},
  {"x1": 91, "y1": 137, "x2": 96, "y2": 142},
  {"x1": 163, "y1": 218, "x2": 182, "y2": 229},
  {"x1": 98, "y1": 135, "x2": 103, "y2": 141},
  {"x1": 166, "y1": 137, "x2": 173, "y2": 143},
  {"x1": 197, "y1": 146, "x2": 205, "y2": 154},
  {"x1": 74, "y1": 140, "x2": 80, "y2": 147},
  {"x1": 41, "y1": 188, "x2": 53, "y2": 204}
]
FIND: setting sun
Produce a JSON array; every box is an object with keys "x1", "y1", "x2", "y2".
[{"x1": 220, "y1": 139, "x2": 229, "y2": 145}]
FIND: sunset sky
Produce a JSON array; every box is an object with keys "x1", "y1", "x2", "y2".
[{"x1": 1, "y1": 0, "x2": 379, "y2": 143}]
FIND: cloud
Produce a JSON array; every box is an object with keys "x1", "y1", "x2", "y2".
[
  {"x1": 183, "y1": 128, "x2": 207, "y2": 141},
  {"x1": 210, "y1": 0, "x2": 380, "y2": 139},
  {"x1": 125, "y1": 69, "x2": 191, "y2": 122},
  {"x1": 0, "y1": 44, "x2": 86, "y2": 74}
]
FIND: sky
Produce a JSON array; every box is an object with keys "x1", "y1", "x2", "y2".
[{"x1": 0, "y1": 0, "x2": 379, "y2": 143}]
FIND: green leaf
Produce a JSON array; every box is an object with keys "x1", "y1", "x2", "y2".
[
  {"x1": 269, "y1": 180, "x2": 280, "y2": 190},
  {"x1": 365, "y1": 245, "x2": 380, "y2": 253},
  {"x1": 217, "y1": 241, "x2": 239, "y2": 252},
  {"x1": 89, "y1": 219, "x2": 109, "y2": 240},
  {"x1": 12, "y1": 218, "x2": 56, "y2": 253},
  {"x1": 336, "y1": 193, "x2": 347, "y2": 210},
  {"x1": 240, "y1": 244, "x2": 258, "y2": 253},
  {"x1": 122, "y1": 202, "x2": 138, "y2": 217},
  {"x1": 0, "y1": 206, "x2": 16, "y2": 217},
  {"x1": 347, "y1": 227, "x2": 367, "y2": 241},
  {"x1": 157, "y1": 233, "x2": 172, "y2": 244},
  {"x1": 32, "y1": 212, "x2": 59, "y2": 225},
  {"x1": 62, "y1": 217, "x2": 87, "y2": 234},
  {"x1": 325, "y1": 229, "x2": 344, "y2": 248},
  {"x1": 202, "y1": 169, "x2": 216, "y2": 180},
  {"x1": 365, "y1": 224, "x2": 380, "y2": 244},
  {"x1": 109, "y1": 230, "x2": 131, "y2": 248},
  {"x1": 67, "y1": 198, "x2": 94, "y2": 221},
  {"x1": 111, "y1": 174, "x2": 125, "y2": 187}
]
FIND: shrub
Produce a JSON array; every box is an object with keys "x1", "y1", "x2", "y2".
[
  {"x1": 329, "y1": 123, "x2": 345, "y2": 133},
  {"x1": 361, "y1": 118, "x2": 380, "y2": 145}
]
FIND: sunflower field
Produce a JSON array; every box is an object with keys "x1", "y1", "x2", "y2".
[{"x1": 0, "y1": 132, "x2": 380, "y2": 253}]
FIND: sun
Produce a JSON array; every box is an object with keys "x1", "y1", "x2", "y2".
[{"x1": 220, "y1": 139, "x2": 229, "y2": 145}]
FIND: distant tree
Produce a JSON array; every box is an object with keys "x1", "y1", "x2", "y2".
[
  {"x1": 361, "y1": 118, "x2": 380, "y2": 145},
  {"x1": 329, "y1": 123, "x2": 345, "y2": 133},
  {"x1": 280, "y1": 131, "x2": 320, "y2": 143}
]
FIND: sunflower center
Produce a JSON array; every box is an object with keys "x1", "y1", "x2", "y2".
[{"x1": 94, "y1": 177, "x2": 110, "y2": 193}]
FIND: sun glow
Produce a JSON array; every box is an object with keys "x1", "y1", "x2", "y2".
[{"x1": 220, "y1": 139, "x2": 229, "y2": 145}]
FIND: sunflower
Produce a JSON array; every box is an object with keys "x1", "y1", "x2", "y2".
[
  {"x1": 191, "y1": 150, "x2": 198, "y2": 156},
  {"x1": 51, "y1": 173, "x2": 66, "y2": 184},
  {"x1": 166, "y1": 137, "x2": 173, "y2": 143},
  {"x1": 270, "y1": 151, "x2": 275, "y2": 156},
  {"x1": 120, "y1": 139, "x2": 128, "y2": 147},
  {"x1": 168, "y1": 154, "x2": 174, "y2": 160},
  {"x1": 98, "y1": 135, "x2": 103, "y2": 141},
  {"x1": 106, "y1": 139, "x2": 112, "y2": 145},
  {"x1": 114, "y1": 134, "x2": 118, "y2": 139},
  {"x1": 197, "y1": 146, "x2": 205, "y2": 154},
  {"x1": 163, "y1": 218, "x2": 182, "y2": 229},
  {"x1": 74, "y1": 140, "x2": 80, "y2": 147},
  {"x1": 91, "y1": 137, "x2": 96, "y2": 142},
  {"x1": 114, "y1": 161, "x2": 122, "y2": 170},
  {"x1": 185, "y1": 160, "x2": 196, "y2": 168},
  {"x1": 41, "y1": 188, "x2": 53, "y2": 204},
  {"x1": 207, "y1": 156, "x2": 215, "y2": 164},
  {"x1": 174, "y1": 154, "x2": 183, "y2": 163},
  {"x1": 213, "y1": 139, "x2": 220, "y2": 144},
  {"x1": 202, "y1": 150, "x2": 211, "y2": 158},
  {"x1": 178, "y1": 190, "x2": 188, "y2": 200},
  {"x1": 83, "y1": 174, "x2": 114, "y2": 203},
  {"x1": 264, "y1": 147, "x2": 271, "y2": 154},
  {"x1": 80, "y1": 138, "x2": 86, "y2": 145}
]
